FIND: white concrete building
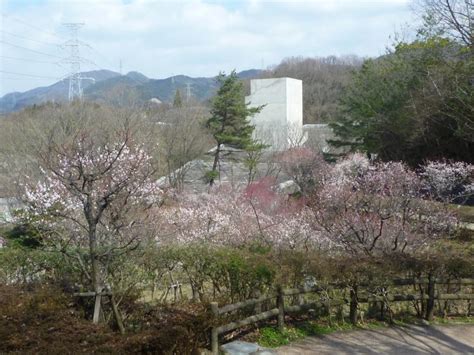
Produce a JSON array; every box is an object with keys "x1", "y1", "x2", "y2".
[
  {"x1": 245, "y1": 77, "x2": 341, "y2": 155},
  {"x1": 245, "y1": 78, "x2": 303, "y2": 151}
]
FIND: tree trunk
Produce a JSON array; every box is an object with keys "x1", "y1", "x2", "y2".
[
  {"x1": 209, "y1": 143, "x2": 221, "y2": 186},
  {"x1": 88, "y1": 222, "x2": 101, "y2": 324}
]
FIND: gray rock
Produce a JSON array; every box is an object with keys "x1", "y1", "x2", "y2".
[
  {"x1": 276, "y1": 180, "x2": 300, "y2": 195},
  {"x1": 0, "y1": 197, "x2": 21, "y2": 222},
  {"x1": 157, "y1": 146, "x2": 288, "y2": 193},
  {"x1": 220, "y1": 341, "x2": 276, "y2": 355}
]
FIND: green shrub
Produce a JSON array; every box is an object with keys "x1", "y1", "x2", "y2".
[
  {"x1": 258, "y1": 326, "x2": 306, "y2": 347},
  {"x1": 0, "y1": 246, "x2": 66, "y2": 284}
]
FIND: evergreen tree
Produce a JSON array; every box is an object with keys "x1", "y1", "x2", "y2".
[
  {"x1": 330, "y1": 38, "x2": 473, "y2": 166},
  {"x1": 173, "y1": 89, "x2": 183, "y2": 108},
  {"x1": 205, "y1": 70, "x2": 263, "y2": 185},
  {"x1": 329, "y1": 1, "x2": 473, "y2": 166}
]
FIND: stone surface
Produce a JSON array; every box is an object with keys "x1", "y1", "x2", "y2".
[
  {"x1": 276, "y1": 324, "x2": 474, "y2": 354},
  {"x1": 220, "y1": 341, "x2": 276, "y2": 355},
  {"x1": 276, "y1": 180, "x2": 300, "y2": 195},
  {"x1": 157, "y1": 145, "x2": 292, "y2": 193},
  {"x1": 0, "y1": 197, "x2": 20, "y2": 222},
  {"x1": 303, "y1": 123, "x2": 338, "y2": 155}
]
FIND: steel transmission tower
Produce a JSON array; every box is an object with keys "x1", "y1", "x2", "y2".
[
  {"x1": 185, "y1": 82, "x2": 192, "y2": 101},
  {"x1": 61, "y1": 23, "x2": 95, "y2": 101}
]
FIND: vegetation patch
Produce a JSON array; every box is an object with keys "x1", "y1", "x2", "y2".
[
  {"x1": 258, "y1": 326, "x2": 307, "y2": 347},
  {"x1": 256, "y1": 319, "x2": 387, "y2": 348}
]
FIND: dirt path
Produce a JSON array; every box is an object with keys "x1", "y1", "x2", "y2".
[{"x1": 276, "y1": 324, "x2": 474, "y2": 354}]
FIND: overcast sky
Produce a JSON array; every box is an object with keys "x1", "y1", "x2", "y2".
[{"x1": 0, "y1": 0, "x2": 416, "y2": 96}]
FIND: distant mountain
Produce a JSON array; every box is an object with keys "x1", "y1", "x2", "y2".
[
  {"x1": 236, "y1": 69, "x2": 263, "y2": 79},
  {"x1": 125, "y1": 71, "x2": 149, "y2": 83},
  {"x1": 0, "y1": 69, "x2": 263, "y2": 114},
  {"x1": 0, "y1": 70, "x2": 120, "y2": 113}
]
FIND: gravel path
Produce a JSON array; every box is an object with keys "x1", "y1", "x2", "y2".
[{"x1": 276, "y1": 324, "x2": 474, "y2": 354}]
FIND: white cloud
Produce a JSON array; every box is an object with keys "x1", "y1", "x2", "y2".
[{"x1": 1, "y1": 0, "x2": 416, "y2": 95}]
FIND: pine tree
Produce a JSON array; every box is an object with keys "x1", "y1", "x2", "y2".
[
  {"x1": 173, "y1": 89, "x2": 183, "y2": 108},
  {"x1": 205, "y1": 70, "x2": 263, "y2": 185}
]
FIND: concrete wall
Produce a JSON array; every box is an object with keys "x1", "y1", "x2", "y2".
[
  {"x1": 286, "y1": 78, "x2": 303, "y2": 145},
  {"x1": 246, "y1": 78, "x2": 303, "y2": 151},
  {"x1": 303, "y1": 124, "x2": 345, "y2": 155}
]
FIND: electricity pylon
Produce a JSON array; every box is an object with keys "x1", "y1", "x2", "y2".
[
  {"x1": 60, "y1": 23, "x2": 95, "y2": 101},
  {"x1": 185, "y1": 82, "x2": 192, "y2": 101}
]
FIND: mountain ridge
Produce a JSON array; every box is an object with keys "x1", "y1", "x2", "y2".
[{"x1": 0, "y1": 69, "x2": 262, "y2": 113}]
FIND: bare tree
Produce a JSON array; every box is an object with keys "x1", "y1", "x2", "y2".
[
  {"x1": 2, "y1": 103, "x2": 162, "y2": 329},
  {"x1": 416, "y1": 0, "x2": 473, "y2": 48},
  {"x1": 24, "y1": 131, "x2": 160, "y2": 330},
  {"x1": 0, "y1": 102, "x2": 159, "y2": 192},
  {"x1": 157, "y1": 104, "x2": 212, "y2": 190}
]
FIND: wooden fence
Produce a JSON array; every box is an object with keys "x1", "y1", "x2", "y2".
[{"x1": 209, "y1": 278, "x2": 474, "y2": 354}]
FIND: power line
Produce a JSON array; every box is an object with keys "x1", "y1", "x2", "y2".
[
  {"x1": 0, "y1": 30, "x2": 60, "y2": 47},
  {"x1": 1, "y1": 76, "x2": 59, "y2": 81},
  {"x1": 87, "y1": 46, "x2": 117, "y2": 71},
  {"x1": 1, "y1": 13, "x2": 65, "y2": 42},
  {"x1": 0, "y1": 40, "x2": 63, "y2": 59},
  {"x1": 0, "y1": 55, "x2": 56, "y2": 64},
  {"x1": 0, "y1": 30, "x2": 59, "y2": 46},
  {"x1": 4, "y1": 14, "x2": 121, "y2": 70},
  {"x1": 1, "y1": 14, "x2": 141, "y2": 97},
  {"x1": 0, "y1": 70, "x2": 62, "y2": 80}
]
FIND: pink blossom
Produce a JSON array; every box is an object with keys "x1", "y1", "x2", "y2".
[
  {"x1": 157, "y1": 183, "x2": 327, "y2": 250},
  {"x1": 312, "y1": 158, "x2": 457, "y2": 255},
  {"x1": 21, "y1": 141, "x2": 162, "y2": 252},
  {"x1": 420, "y1": 161, "x2": 474, "y2": 203},
  {"x1": 276, "y1": 147, "x2": 328, "y2": 193}
]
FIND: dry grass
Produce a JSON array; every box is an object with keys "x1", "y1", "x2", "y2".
[{"x1": 0, "y1": 284, "x2": 211, "y2": 354}]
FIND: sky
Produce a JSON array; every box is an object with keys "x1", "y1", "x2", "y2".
[{"x1": 0, "y1": 0, "x2": 417, "y2": 96}]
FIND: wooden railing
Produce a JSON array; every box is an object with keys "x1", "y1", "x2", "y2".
[{"x1": 209, "y1": 278, "x2": 474, "y2": 354}]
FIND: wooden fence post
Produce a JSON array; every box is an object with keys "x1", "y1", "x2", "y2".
[
  {"x1": 425, "y1": 274, "x2": 435, "y2": 321},
  {"x1": 93, "y1": 292, "x2": 101, "y2": 324},
  {"x1": 349, "y1": 284, "x2": 358, "y2": 325},
  {"x1": 210, "y1": 302, "x2": 219, "y2": 355},
  {"x1": 110, "y1": 294, "x2": 125, "y2": 334},
  {"x1": 326, "y1": 299, "x2": 333, "y2": 326},
  {"x1": 254, "y1": 290, "x2": 262, "y2": 314},
  {"x1": 277, "y1": 286, "x2": 285, "y2": 332}
]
